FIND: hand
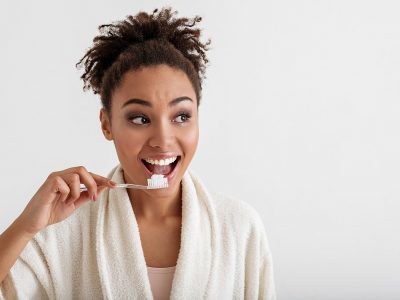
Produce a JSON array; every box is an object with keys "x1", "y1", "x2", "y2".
[{"x1": 16, "y1": 166, "x2": 116, "y2": 236}]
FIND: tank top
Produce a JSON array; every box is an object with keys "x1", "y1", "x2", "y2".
[{"x1": 146, "y1": 266, "x2": 176, "y2": 300}]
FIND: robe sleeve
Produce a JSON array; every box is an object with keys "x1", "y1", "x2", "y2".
[
  {"x1": 0, "y1": 238, "x2": 53, "y2": 300},
  {"x1": 250, "y1": 208, "x2": 277, "y2": 300},
  {"x1": 258, "y1": 222, "x2": 277, "y2": 300}
]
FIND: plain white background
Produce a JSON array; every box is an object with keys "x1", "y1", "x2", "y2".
[{"x1": 1, "y1": 0, "x2": 399, "y2": 299}]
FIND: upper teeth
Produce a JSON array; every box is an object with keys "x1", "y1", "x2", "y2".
[{"x1": 144, "y1": 156, "x2": 178, "y2": 166}]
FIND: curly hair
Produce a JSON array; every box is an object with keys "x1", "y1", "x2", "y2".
[{"x1": 76, "y1": 7, "x2": 211, "y2": 118}]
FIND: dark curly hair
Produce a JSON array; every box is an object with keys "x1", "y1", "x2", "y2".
[{"x1": 76, "y1": 7, "x2": 211, "y2": 119}]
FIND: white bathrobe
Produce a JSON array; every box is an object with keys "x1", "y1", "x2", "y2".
[{"x1": 1, "y1": 164, "x2": 276, "y2": 299}]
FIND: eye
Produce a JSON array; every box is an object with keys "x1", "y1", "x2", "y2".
[
  {"x1": 173, "y1": 112, "x2": 192, "y2": 123},
  {"x1": 129, "y1": 115, "x2": 149, "y2": 125}
]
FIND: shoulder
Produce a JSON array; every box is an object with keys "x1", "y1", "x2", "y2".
[
  {"x1": 211, "y1": 192, "x2": 258, "y2": 217},
  {"x1": 210, "y1": 191, "x2": 266, "y2": 236},
  {"x1": 209, "y1": 192, "x2": 274, "y2": 259}
]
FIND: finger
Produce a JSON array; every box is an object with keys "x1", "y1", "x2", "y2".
[
  {"x1": 62, "y1": 166, "x2": 98, "y2": 199},
  {"x1": 72, "y1": 166, "x2": 114, "y2": 197},
  {"x1": 54, "y1": 166, "x2": 116, "y2": 188},
  {"x1": 76, "y1": 167, "x2": 98, "y2": 199},
  {"x1": 74, "y1": 185, "x2": 107, "y2": 209},
  {"x1": 89, "y1": 172, "x2": 116, "y2": 188},
  {"x1": 63, "y1": 173, "x2": 84, "y2": 204},
  {"x1": 49, "y1": 176, "x2": 70, "y2": 203},
  {"x1": 51, "y1": 166, "x2": 115, "y2": 199},
  {"x1": 83, "y1": 171, "x2": 111, "y2": 198}
]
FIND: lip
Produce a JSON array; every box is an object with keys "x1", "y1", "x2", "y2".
[{"x1": 140, "y1": 156, "x2": 182, "y2": 185}]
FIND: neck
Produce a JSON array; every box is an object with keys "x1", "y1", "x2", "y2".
[{"x1": 127, "y1": 187, "x2": 182, "y2": 220}]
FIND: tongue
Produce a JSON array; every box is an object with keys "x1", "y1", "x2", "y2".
[{"x1": 146, "y1": 163, "x2": 173, "y2": 175}]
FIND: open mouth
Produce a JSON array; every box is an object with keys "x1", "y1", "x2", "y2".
[{"x1": 141, "y1": 156, "x2": 181, "y2": 176}]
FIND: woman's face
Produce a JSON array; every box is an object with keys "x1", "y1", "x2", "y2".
[{"x1": 100, "y1": 64, "x2": 199, "y2": 197}]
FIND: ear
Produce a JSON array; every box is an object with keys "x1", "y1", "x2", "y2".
[{"x1": 100, "y1": 108, "x2": 113, "y2": 141}]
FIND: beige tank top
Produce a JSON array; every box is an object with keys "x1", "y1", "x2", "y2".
[{"x1": 146, "y1": 266, "x2": 176, "y2": 300}]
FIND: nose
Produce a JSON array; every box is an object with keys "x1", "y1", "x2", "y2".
[{"x1": 147, "y1": 119, "x2": 174, "y2": 150}]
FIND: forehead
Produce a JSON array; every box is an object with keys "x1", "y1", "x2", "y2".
[{"x1": 112, "y1": 65, "x2": 196, "y2": 108}]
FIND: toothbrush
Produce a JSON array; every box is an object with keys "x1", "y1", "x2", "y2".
[{"x1": 79, "y1": 174, "x2": 169, "y2": 192}]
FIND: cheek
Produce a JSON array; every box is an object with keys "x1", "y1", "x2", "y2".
[
  {"x1": 182, "y1": 125, "x2": 199, "y2": 156},
  {"x1": 113, "y1": 126, "x2": 143, "y2": 157}
]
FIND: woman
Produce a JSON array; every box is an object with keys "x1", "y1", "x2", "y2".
[{"x1": 0, "y1": 7, "x2": 276, "y2": 299}]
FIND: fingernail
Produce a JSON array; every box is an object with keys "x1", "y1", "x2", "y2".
[{"x1": 109, "y1": 180, "x2": 117, "y2": 187}]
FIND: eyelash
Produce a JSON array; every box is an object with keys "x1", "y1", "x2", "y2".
[{"x1": 127, "y1": 112, "x2": 192, "y2": 126}]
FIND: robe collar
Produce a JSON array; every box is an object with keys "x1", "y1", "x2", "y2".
[{"x1": 95, "y1": 164, "x2": 219, "y2": 299}]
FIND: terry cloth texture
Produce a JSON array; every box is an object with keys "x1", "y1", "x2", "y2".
[{"x1": 1, "y1": 164, "x2": 276, "y2": 299}]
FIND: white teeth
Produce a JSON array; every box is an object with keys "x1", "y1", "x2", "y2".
[{"x1": 144, "y1": 156, "x2": 178, "y2": 166}]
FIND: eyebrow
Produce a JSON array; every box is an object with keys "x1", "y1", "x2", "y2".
[{"x1": 121, "y1": 96, "x2": 193, "y2": 108}]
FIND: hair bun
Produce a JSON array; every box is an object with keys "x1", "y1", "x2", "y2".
[{"x1": 76, "y1": 7, "x2": 210, "y2": 96}]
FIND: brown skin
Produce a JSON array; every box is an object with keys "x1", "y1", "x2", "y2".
[
  {"x1": 100, "y1": 64, "x2": 199, "y2": 267},
  {"x1": 100, "y1": 64, "x2": 199, "y2": 220}
]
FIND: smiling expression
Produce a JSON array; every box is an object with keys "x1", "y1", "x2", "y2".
[{"x1": 100, "y1": 64, "x2": 199, "y2": 196}]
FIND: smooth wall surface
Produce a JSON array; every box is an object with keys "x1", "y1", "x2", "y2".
[{"x1": 1, "y1": 1, "x2": 399, "y2": 299}]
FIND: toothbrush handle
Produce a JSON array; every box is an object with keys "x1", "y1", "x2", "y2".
[
  {"x1": 113, "y1": 183, "x2": 150, "y2": 189},
  {"x1": 79, "y1": 183, "x2": 149, "y2": 192}
]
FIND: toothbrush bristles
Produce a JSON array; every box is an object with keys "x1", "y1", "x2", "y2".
[{"x1": 147, "y1": 174, "x2": 169, "y2": 189}]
